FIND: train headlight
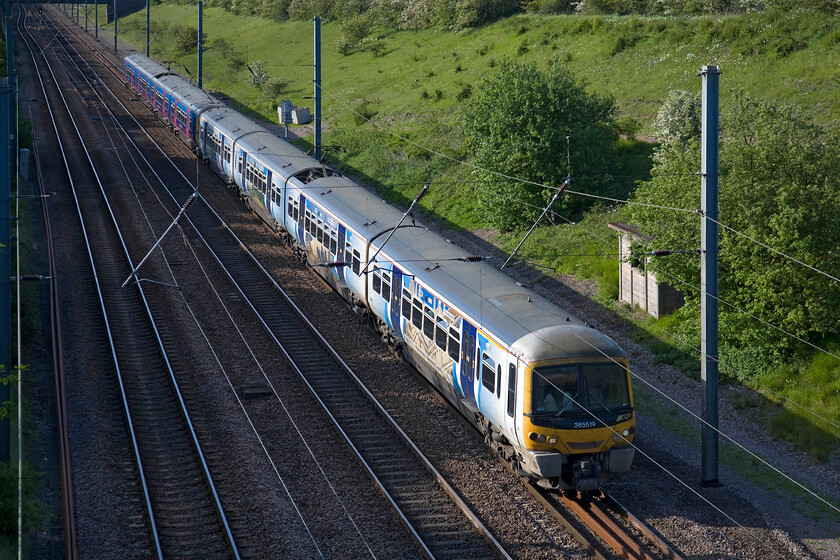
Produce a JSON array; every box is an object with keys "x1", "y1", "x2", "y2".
[
  {"x1": 537, "y1": 434, "x2": 547, "y2": 442},
  {"x1": 547, "y1": 436, "x2": 558, "y2": 446},
  {"x1": 622, "y1": 429, "x2": 630, "y2": 437}
]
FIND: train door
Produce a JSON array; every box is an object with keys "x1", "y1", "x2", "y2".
[
  {"x1": 503, "y1": 359, "x2": 521, "y2": 447},
  {"x1": 238, "y1": 149, "x2": 248, "y2": 193},
  {"x1": 296, "y1": 195, "x2": 306, "y2": 243},
  {"x1": 476, "y1": 342, "x2": 504, "y2": 424},
  {"x1": 388, "y1": 267, "x2": 404, "y2": 339},
  {"x1": 198, "y1": 120, "x2": 207, "y2": 155},
  {"x1": 264, "y1": 168, "x2": 273, "y2": 211},
  {"x1": 188, "y1": 111, "x2": 197, "y2": 144},
  {"x1": 270, "y1": 175, "x2": 282, "y2": 225},
  {"x1": 459, "y1": 320, "x2": 478, "y2": 409}
]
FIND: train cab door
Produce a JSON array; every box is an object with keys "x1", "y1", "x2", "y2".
[{"x1": 459, "y1": 320, "x2": 478, "y2": 409}]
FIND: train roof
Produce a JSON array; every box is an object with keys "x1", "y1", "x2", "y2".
[
  {"x1": 157, "y1": 74, "x2": 220, "y2": 110},
  {"x1": 125, "y1": 53, "x2": 171, "y2": 78},
  {"x1": 302, "y1": 176, "x2": 625, "y2": 361}
]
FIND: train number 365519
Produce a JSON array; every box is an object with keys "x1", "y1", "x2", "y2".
[{"x1": 573, "y1": 421, "x2": 597, "y2": 429}]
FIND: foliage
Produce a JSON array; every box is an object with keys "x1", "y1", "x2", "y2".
[
  {"x1": 523, "y1": 0, "x2": 575, "y2": 14},
  {"x1": 268, "y1": 78, "x2": 291, "y2": 96},
  {"x1": 171, "y1": 24, "x2": 199, "y2": 55},
  {"x1": 653, "y1": 89, "x2": 701, "y2": 144},
  {"x1": 248, "y1": 60, "x2": 270, "y2": 88},
  {"x1": 628, "y1": 94, "x2": 840, "y2": 366},
  {"x1": 461, "y1": 59, "x2": 616, "y2": 231},
  {"x1": 0, "y1": 462, "x2": 42, "y2": 540},
  {"x1": 336, "y1": 13, "x2": 372, "y2": 55}
]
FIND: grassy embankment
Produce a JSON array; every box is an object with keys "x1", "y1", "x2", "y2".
[{"x1": 108, "y1": 6, "x2": 840, "y2": 486}]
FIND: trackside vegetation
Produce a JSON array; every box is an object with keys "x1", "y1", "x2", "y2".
[{"x1": 108, "y1": 3, "x2": 840, "y2": 460}]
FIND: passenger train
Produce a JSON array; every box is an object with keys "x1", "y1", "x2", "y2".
[{"x1": 123, "y1": 53, "x2": 636, "y2": 491}]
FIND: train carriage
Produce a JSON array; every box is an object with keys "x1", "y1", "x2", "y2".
[{"x1": 125, "y1": 53, "x2": 636, "y2": 491}]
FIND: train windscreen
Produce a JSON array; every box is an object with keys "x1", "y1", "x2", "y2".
[{"x1": 531, "y1": 363, "x2": 630, "y2": 416}]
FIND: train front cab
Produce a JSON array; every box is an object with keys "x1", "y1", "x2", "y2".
[{"x1": 521, "y1": 358, "x2": 635, "y2": 490}]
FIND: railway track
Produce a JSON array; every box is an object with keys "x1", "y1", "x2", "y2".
[
  {"x1": 31, "y1": 99, "x2": 79, "y2": 560},
  {"x1": 19, "y1": 8, "x2": 240, "y2": 559}
]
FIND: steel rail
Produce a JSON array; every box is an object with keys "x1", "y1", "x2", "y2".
[
  {"x1": 27, "y1": 69, "x2": 79, "y2": 560},
  {"x1": 20, "y1": 8, "x2": 240, "y2": 559},
  {"x1": 560, "y1": 492, "x2": 659, "y2": 560},
  {"x1": 50, "y1": 15, "x2": 512, "y2": 559},
  {"x1": 603, "y1": 491, "x2": 684, "y2": 560}
]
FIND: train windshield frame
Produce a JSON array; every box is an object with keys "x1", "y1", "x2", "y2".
[{"x1": 530, "y1": 362, "x2": 631, "y2": 417}]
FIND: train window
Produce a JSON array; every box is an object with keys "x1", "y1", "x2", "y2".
[
  {"x1": 448, "y1": 327, "x2": 460, "y2": 361},
  {"x1": 422, "y1": 307, "x2": 435, "y2": 339},
  {"x1": 317, "y1": 219, "x2": 325, "y2": 243},
  {"x1": 155, "y1": 88, "x2": 164, "y2": 108},
  {"x1": 412, "y1": 299, "x2": 423, "y2": 329},
  {"x1": 237, "y1": 154, "x2": 243, "y2": 173},
  {"x1": 176, "y1": 105, "x2": 188, "y2": 129},
  {"x1": 372, "y1": 270, "x2": 381, "y2": 295},
  {"x1": 401, "y1": 289, "x2": 411, "y2": 319},
  {"x1": 435, "y1": 319, "x2": 447, "y2": 351},
  {"x1": 352, "y1": 249, "x2": 361, "y2": 276},
  {"x1": 381, "y1": 271, "x2": 391, "y2": 299},
  {"x1": 506, "y1": 364, "x2": 516, "y2": 417},
  {"x1": 287, "y1": 196, "x2": 294, "y2": 218},
  {"x1": 329, "y1": 230, "x2": 338, "y2": 255},
  {"x1": 481, "y1": 354, "x2": 496, "y2": 393},
  {"x1": 223, "y1": 143, "x2": 232, "y2": 163},
  {"x1": 304, "y1": 210, "x2": 311, "y2": 234}
]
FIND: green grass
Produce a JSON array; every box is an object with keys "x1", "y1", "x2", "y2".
[{"x1": 758, "y1": 349, "x2": 840, "y2": 462}]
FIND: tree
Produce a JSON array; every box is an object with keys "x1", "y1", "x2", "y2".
[
  {"x1": 653, "y1": 89, "x2": 700, "y2": 145},
  {"x1": 249, "y1": 60, "x2": 270, "y2": 88},
  {"x1": 629, "y1": 93, "x2": 840, "y2": 367},
  {"x1": 461, "y1": 59, "x2": 617, "y2": 231},
  {"x1": 172, "y1": 24, "x2": 199, "y2": 55}
]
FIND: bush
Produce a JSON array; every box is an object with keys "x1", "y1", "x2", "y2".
[
  {"x1": 455, "y1": 83, "x2": 473, "y2": 101},
  {"x1": 171, "y1": 24, "x2": 198, "y2": 55},
  {"x1": 462, "y1": 60, "x2": 617, "y2": 231},
  {"x1": 360, "y1": 36, "x2": 385, "y2": 56},
  {"x1": 226, "y1": 50, "x2": 246, "y2": 73},
  {"x1": 249, "y1": 60, "x2": 270, "y2": 88},
  {"x1": 523, "y1": 0, "x2": 575, "y2": 13},
  {"x1": 653, "y1": 89, "x2": 701, "y2": 144},
  {"x1": 268, "y1": 78, "x2": 291, "y2": 96}
]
